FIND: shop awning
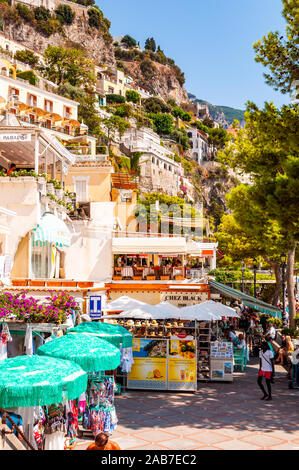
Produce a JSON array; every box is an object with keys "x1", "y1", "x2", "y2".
[
  {"x1": 31, "y1": 213, "x2": 71, "y2": 247},
  {"x1": 112, "y1": 236, "x2": 187, "y2": 255},
  {"x1": 209, "y1": 280, "x2": 282, "y2": 318}
]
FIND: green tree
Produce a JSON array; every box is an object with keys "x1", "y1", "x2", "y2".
[
  {"x1": 57, "y1": 82, "x2": 101, "y2": 134},
  {"x1": 87, "y1": 7, "x2": 110, "y2": 31},
  {"x1": 15, "y1": 2, "x2": 35, "y2": 22},
  {"x1": 102, "y1": 115, "x2": 130, "y2": 150},
  {"x1": 140, "y1": 59, "x2": 156, "y2": 79},
  {"x1": 219, "y1": 102, "x2": 299, "y2": 326},
  {"x1": 126, "y1": 89, "x2": 140, "y2": 104},
  {"x1": 106, "y1": 94, "x2": 126, "y2": 104},
  {"x1": 14, "y1": 50, "x2": 39, "y2": 67},
  {"x1": 145, "y1": 37, "x2": 156, "y2": 52},
  {"x1": 34, "y1": 6, "x2": 51, "y2": 22},
  {"x1": 121, "y1": 35, "x2": 137, "y2": 48},
  {"x1": 41, "y1": 46, "x2": 95, "y2": 87},
  {"x1": 55, "y1": 4, "x2": 75, "y2": 25},
  {"x1": 143, "y1": 97, "x2": 171, "y2": 114},
  {"x1": 207, "y1": 127, "x2": 230, "y2": 150},
  {"x1": 253, "y1": 0, "x2": 299, "y2": 94},
  {"x1": 114, "y1": 103, "x2": 133, "y2": 118},
  {"x1": 147, "y1": 113, "x2": 174, "y2": 135}
]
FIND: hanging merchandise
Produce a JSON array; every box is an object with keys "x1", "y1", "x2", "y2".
[
  {"x1": 65, "y1": 400, "x2": 79, "y2": 439},
  {"x1": 78, "y1": 392, "x2": 86, "y2": 414},
  {"x1": 43, "y1": 403, "x2": 66, "y2": 451},
  {"x1": 0, "y1": 322, "x2": 12, "y2": 361},
  {"x1": 82, "y1": 376, "x2": 118, "y2": 437}
]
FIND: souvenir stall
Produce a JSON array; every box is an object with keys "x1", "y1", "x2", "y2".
[
  {"x1": 37, "y1": 334, "x2": 121, "y2": 441},
  {"x1": 0, "y1": 355, "x2": 87, "y2": 450},
  {"x1": 104, "y1": 304, "x2": 198, "y2": 392},
  {"x1": 103, "y1": 299, "x2": 240, "y2": 388}
]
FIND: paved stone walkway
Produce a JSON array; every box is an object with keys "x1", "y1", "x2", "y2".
[{"x1": 75, "y1": 359, "x2": 299, "y2": 450}]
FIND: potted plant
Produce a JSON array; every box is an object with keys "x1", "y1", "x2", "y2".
[
  {"x1": 46, "y1": 179, "x2": 55, "y2": 194},
  {"x1": 0, "y1": 168, "x2": 7, "y2": 181},
  {"x1": 54, "y1": 180, "x2": 63, "y2": 198}
]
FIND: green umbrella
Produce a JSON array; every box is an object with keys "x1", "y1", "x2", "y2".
[
  {"x1": 0, "y1": 355, "x2": 87, "y2": 409},
  {"x1": 67, "y1": 322, "x2": 133, "y2": 349},
  {"x1": 37, "y1": 334, "x2": 121, "y2": 372}
]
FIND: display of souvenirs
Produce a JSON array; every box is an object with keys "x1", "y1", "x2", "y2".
[
  {"x1": 82, "y1": 376, "x2": 118, "y2": 437},
  {"x1": 210, "y1": 341, "x2": 233, "y2": 358}
]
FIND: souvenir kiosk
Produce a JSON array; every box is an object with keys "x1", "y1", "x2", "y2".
[{"x1": 104, "y1": 299, "x2": 239, "y2": 388}]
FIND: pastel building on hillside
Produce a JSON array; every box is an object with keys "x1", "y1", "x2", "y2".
[
  {"x1": 121, "y1": 128, "x2": 184, "y2": 197},
  {"x1": 187, "y1": 128, "x2": 209, "y2": 164}
]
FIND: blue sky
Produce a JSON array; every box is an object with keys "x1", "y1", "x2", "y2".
[{"x1": 97, "y1": 0, "x2": 289, "y2": 110}]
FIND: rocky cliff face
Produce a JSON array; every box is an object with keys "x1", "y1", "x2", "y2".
[
  {"x1": 3, "y1": 15, "x2": 115, "y2": 66},
  {"x1": 123, "y1": 61, "x2": 189, "y2": 105}
]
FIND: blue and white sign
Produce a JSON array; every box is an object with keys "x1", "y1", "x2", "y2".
[{"x1": 89, "y1": 296, "x2": 102, "y2": 319}]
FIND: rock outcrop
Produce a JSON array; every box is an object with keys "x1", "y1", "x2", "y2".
[
  {"x1": 3, "y1": 15, "x2": 115, "y2": 66},
  {"x1": 122, "y1": 61, "x2": 189, "y2": 105}
]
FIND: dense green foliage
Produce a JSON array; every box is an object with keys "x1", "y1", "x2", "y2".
[
  {"x1": 145, "y1": 37, "x2": 156, "y2": 52},
  {"x1": 253, "y1": 0, "x2": 299, "y2": 94},
  {"x1": 41, "y1": 46, "x2": 95, "y2": 87},
  {"x1": 55, "y1": 4, "x2": 75, "y2": 25},
  {"x1": 121, "y1": 35, "x2": 137, "y2": 48},
  {"x1": 143, "y1": 97, "x2": 171, "y2": 114},
  {"x1": 106, "y1": 94, "x2": 126, "y2": 104},
  {"x1": 125, "y1": 89, "x2": 140, "y2": 104},
  {"x1": 14, "y1": 49, "x2": 39, "y2": 67},
  {"x1": 16, "y1": 70, "x2": 38, "y2": 85}
]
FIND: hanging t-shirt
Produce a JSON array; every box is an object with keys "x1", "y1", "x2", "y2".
[{"x1": 259, "y1": 350, "x2": 274, "y2": 372}]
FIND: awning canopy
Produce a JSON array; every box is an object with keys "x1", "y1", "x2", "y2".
[
  {"x1": 209, "y1": 279, "x2": 282, "y2": 318},
  {"x1": 32, "y1": 213, "x2": 71, "y2": 247},
  {"x1": 112, "y1": 236, "x2": 186, "y2": 255}
]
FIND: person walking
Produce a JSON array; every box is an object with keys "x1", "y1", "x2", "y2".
[
  {"x1": 86, "y1": 432, "x2": 121, "y2": 450},
  {"x1": 258, "y1": 341, "x2": 275, "y2": 401}
]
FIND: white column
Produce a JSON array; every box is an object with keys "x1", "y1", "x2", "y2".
[{"x1": 34, "y1": 132, "x2": 39, "y2": 173}]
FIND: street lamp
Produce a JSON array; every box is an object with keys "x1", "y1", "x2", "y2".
[
  {"x1": 280, "y1": 253, "x2": 287, "y2": 326},
  {"x1": 241, "y1": 261, "x2": 245, "y2": 293},
  {"x1": 253, "y1": 258, "x2": 257, "y2": 298}
]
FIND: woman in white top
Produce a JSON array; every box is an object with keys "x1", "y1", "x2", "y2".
[{"x1": 258, "y1": 341, "x2": 274, "y2": 401}]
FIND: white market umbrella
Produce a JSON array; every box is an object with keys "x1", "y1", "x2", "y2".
[
  {"x1": 179, "y1": 303, "x2": 222, "y2": 321},
  {"x1": 116, "y1": 304, "x2": 161, "y2": 319},
  {"x1": 202, "y1": 300, "x2": 240, "y2": 318},
  {"x1": 104, "y1": 296, "x2": 147, "y2": 312},
  {"x1": 155, "y1": 302, "x2": 183, "y2": 319}
]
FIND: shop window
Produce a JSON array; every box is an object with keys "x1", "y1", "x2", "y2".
[{"x1": 31, "y1": 243, "x2": 51, "y2": 279}]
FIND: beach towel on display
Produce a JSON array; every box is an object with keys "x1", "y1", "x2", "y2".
[{"x1": 82, "y1": 376, "x2": 118, "y2": 436}]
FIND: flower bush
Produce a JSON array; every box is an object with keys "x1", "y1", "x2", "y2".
[{"x1": 0, "y1": 291, "x2": 79, "y2": 324}]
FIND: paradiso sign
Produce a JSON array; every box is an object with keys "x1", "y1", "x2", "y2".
[{"x1": 0, "y1": 133, "x2": 31, "y2": 142}]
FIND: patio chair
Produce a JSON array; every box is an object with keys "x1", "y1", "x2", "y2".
[{"x1": 233, "y1": 346, "x2": 247, "y2": 372}]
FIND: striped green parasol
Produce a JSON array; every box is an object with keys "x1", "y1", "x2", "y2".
[
  {"x1": 0, "y1": 355, "x2": 87, "y2": 408},
  {"x1": 37, "y1": 333, "x2": 121, "y2": 372},
  {"x1": 67, "y1": 322, "x2": 133, "y2": 348}
]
